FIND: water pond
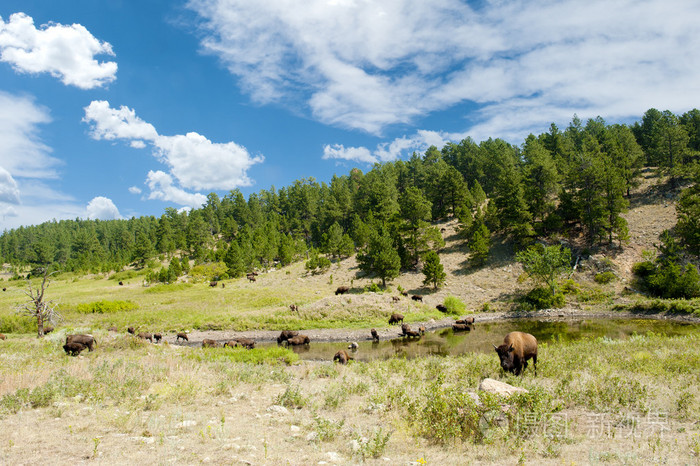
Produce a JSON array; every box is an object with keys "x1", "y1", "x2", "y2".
[{"x1": 270, "y1": 318, "x2": 700, "y2": 362}]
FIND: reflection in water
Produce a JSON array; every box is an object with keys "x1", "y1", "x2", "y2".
[{"x1": 260, "y1": 318, "x2": 699, "y2": 362}]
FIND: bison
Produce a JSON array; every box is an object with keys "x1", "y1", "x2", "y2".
[
  {"x1": 127, "y1": 327, "x2": 135, "y2": 335},
  {"x1": 0, "y1": 333, "x2": 6, "y2": 340},
  {"x1": 371, "y1": 328, "x2": 379, "y2": 342},
  {"x1": 493, "y1": 331, "x2": 538, "y2": 376},
  {"x1": 335, "y1": 286, "x2": 350, "y2": 295},
  {"x1": 235, "y1": 338, "x2": 255, "y2": 349},
  {"x1": 43, "y1": 325, "x2": 54, "y2": 334},
  {"x1": 66, "y1": 334, "x2": 95, "y2": 351},
  {"x1": 202, "y1": 339, "x2": 220, "y2": 348},
  {"x1": 63, "y1": 342, "x2": 87, "y2": 356},
  {"x1": 348, "y1": 341, "x2": 359, "y2": 351},
  {"x1": 452, "y1": 323, "x2": 472, "y2": 332},
  {"x1": 221, "y1": 283, "x2": 225, "y2": 288},
  {"x1": 209, "y1": 281, "x2": 218, "y2": 287},
  {"x1": 223, "y1": 340, "x2": 238, "y2": 348},
  {"x1": 436, "y1": 304, "x2": 448, "y2": 313},
  {"x1": 176, "y1": 332, "x2": 189, "y2": 342},
  {"x1": 289, "y1": 304, "x2": 299, "y2": 312},
  {"x1": 333, "y1": 349, "x2": 353, "y2": 365},
  {"x1": 118, "y1": 281, "x2": 124, "y2": 286},
  {"x1": 285, "y1": 335, "x2": 310, "y2": 346},
  {"x1": 388, "y1": 313, "x2": 404, "y2": 325},
  {"x1": 246, "y1": 273, "x2": 257, "y2": 282},
  {"x1": 404, "y1": 329, "x2": 423, "y2": 338},
  {"x1": 153, "y1": 333, "x2": 162, "y2": 343},
  {"x1": 137, "y1": 332, "x2": 153, "y2": 343},
  {"x1": 277, "y1": 330, "x2": 299, "y2": 344},
  {"x1": 400, "y1": 323, "x2": 411, "y2": 336},
  {"x1": 392, "y1": 296, "x2": 400, "y2": 303},
  {"x1": 2, "y1": 287, "x2": 5, "y2": 292},
  {"x1": 456, "y1": 317, "x2": 475, "y2": 325},
  {"x1": 108, "y1": 326, "x2": 118, "y2": 332},
  {"x1": 411, "y1": 295, "x2": 423, "y2": 302},
  {"x1": 400, "y1": 291, "x2": 408, "y2": 297}
]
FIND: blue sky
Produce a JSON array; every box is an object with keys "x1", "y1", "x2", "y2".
[{"x1": 1, "y1": 0, "x2": 699, "y2": 230}]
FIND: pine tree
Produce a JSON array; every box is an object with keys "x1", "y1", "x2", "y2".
[
  {"x1": 422, "y1": 250, "x2": 446, "y2": 290},
  {"x1": 358, "y1": 228, "x2": 401, "y2": 287}
]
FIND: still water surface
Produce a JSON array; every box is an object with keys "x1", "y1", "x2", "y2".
[{"x1": 268, "y1": 318, "x2": 699, "y2": 362}]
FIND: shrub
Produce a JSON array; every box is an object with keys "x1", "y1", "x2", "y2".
[
  {"x1": 273, "y1": 385, "x2": 307, "y2": 409},
  {"x1": 522, "y1": 287, "x2": 565, "y2": 310},
  {"x1": 594, "y1": 271, "x2": 617, "y2": 284},
  {"x1": 75, "y1": 300, "x2": 138, "y2": 314},
  {"x1": 0, "y1": 314, "x2": 36, "y2": 333},
  {"x1": 364, "y1": 282, "x2": 382, "y2": 293},
  {"x1": 443, "y1": 296, "x2": 467, "y2": 315}
]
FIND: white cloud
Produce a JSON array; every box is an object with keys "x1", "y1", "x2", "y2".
[
  {"x1": 146, "y1": 170, "x2": 207, "y2": 208},
  {"x1": 128, "y1": 186, "x2": 142, "y2": 194},
  {"x1": 323, "y1": 129, "x2": 453, "y2": 163},
  {"x1": 0, "y1": 12, "x2": 117, "y2": 89},
  {"x1": 190, "y1": 0, "x2": 700, "y2": 140},
  {"x1": 83, "y1": 100, "x2": 264, "y2": 207},
  {"x1": 0, "y1": 166, "x2": 20, "y2": 204},
  {"x1": 86, "y1": 196, "x2": 122, "y2": 220}
]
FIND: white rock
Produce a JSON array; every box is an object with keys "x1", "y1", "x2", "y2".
[
  {"x1": 478, "y1": 378, "x2": 528, "y2": 397},
  {"x1": 306, "y1": 432, "x2": 319, "y2": 442},
  {"x1": 177, "y1": 420, "x2": 197, "y2": 428},
  {"x1": 290, "y1": 425, "x2": 300, "y2": 432},
  {"x1": 349, "y1": 439, "x2": 361, "y2": 452},
  {"x1": 327, "y1": 452, "x2": 342, "y2": 462},
  {"x1": 267, "y1": 405, "x2": 289, "y2": 415}
]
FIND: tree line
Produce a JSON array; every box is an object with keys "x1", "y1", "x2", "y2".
[{"x1": 1, "y1": 108, "x2": 698, "y2": 288}]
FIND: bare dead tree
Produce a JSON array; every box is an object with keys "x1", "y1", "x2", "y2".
[{"x1": 16, "y1": 267, "x2": 61, "y2": 337}]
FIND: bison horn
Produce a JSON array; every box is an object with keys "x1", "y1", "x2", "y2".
[{"x1": 492, "y1": 344, "x2": 497, "y2": 349}]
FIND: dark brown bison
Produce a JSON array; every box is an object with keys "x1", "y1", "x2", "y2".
[
  {"x1": 2, "y1": 287, "x2": 5, "y2": 291},
  {"x1": 452, "y1": 323, "x2": 472, "y2": 332},
  {"x1": 66, "y1": 334, "x2": 95, "y2": 351},
  {"x1": 118, "y1": 281, "x2": 124, "y2": 286},
  {"x1": 176, "y1": 332, "x2": 189, "y2": 342},
  {"x1": 411, "y1": 295, "x2": 423, "y2": 302},
  {"x1": 392, "y1": 296, "x2": 400, "y2": 303},
  {"x1": 456, "y1": 317, "x2": 475, "y2": 325},
  {"x1": 223, "y1": 340, "x2": 238, "y2": 348},
  {"x1": 400, "y1": 291, "x2": 408, "y2": 297},
  {"x1": 289, "y1": 304, "x2": 298, "y2": 312},
  {"x1": 388, "y1": 313, "x2": 404, "y2": 325},
  {"x1": 137, "y1": 332, "x2": 153, "y2": 343},
  {"x1": 493, "y1": 331, "x2": 538, "y2": 376},
  {"x1": 209, "y1": 281, "x2": 218, "y2": 287},
  {"x1": 246, "y1": 274, "x2": 256, "y2": 282},
  {"x1": 127, "y1": 327, "x2": 135, "y2": 335},
  {"x1": 404, "y1": 329, "x2": 423, "y2": 338},
  {"x1": 43, "y1": 325, "x2": 54, "y2": 334},
  {"x1": 285, "y1": 335, "x2": 310, "y2": 346},
  {"x1": 0, "y1": 333, "x2": 6, "y2": 340},
  {"x1": 400, "y1": 323, "x2": 411, "y2": 336},
  {"x1": 371, "y1": 328, "x2": 379, "y2": 342},
  {"x1": 63, "y1": 341, "x2": 87, "y2": 356},
  {"x1": 277, "y1": 330, "x2": 299, "y2": 344},
  {"x1": 436, "y1": 304, "x2": 448, "y2": 313},
  {"x1": 221, "y1": 282, "x2": 225, "y2": 288},
  {"x1": 333, "y1": 349, "x2": 353, "y2": 364},
  {"x1": 202, "y1": 339, "x2": 220, "y2": 348},
  {"x1": 153, "y1": 333, "x2": 162, "y2": 343},
  {"x1": 235, "y1": 338, "x2": 255, "y2": 349},
  {"x1": 335, "y1": 286, "x2": 350, "y2": 295}
]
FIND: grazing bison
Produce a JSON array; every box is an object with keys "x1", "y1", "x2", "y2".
[
  {"x1": 209, "y1": 281, "x2": 218, "y2": 287},
  {"x1": 43, "y1": 325, "x2": 54, "y2": 334},
  {"x1": 371, "y1": 328, "x2": 379, "y2": 342},
  {"x1": 153, "y1": 333, "x2": 162, "y2": 343},
  {"x1": 235, "y1": 338, "x2": 255, "y2": 349},
  {"x1": 388, "y1": 313, "x2": 404, "y2": 325},
  {"x1": 63, "y1": 342, "x2": 87, "y2": 356},
  {"x1": 221, "y1": 283, "x2": 225, "y2": 288},
  {"x1": 223, "y1": 340, "x2": 238, "y2": 348},
  {"x1": 452, "y1": 323, "x2": 472, "y2": 332},
  {"x1": 493, "y1": 331, "x2": 538, "y2": 376},
  {"x1": 2, "y1": 287, "x2": 5, "y2": 291},
  {"x1": 118, "y1": 281, "x2": 124, "y2": 286},
  {"x1": 176, "y1": 332, "x2": 189, "y2": 342},
  {"x1": 66, "y1": 334, "x2": 95, "y2": 351},
  {"x1": 202, "y1": 339, "x2": 220, "y2": 348},
  {"x1": 0, "y1": 333, "x2": 6, "y2": 340},
  {"x1": 285, "y1": 335, "x2": 310, "y2": 346},
  {"x1": 404, "y1": 329, "x2": 423, "y2": 338},
  {"x1": 400, "y1": 323, "x2": 411, "y2": 336},
  {"x1": 333, "y1": 349, "x2": 353, "y2": 365},
  {"x1": 335, "y1": 286, "x2": 350, "y2": 295},
  {"x1": 289, "y1": 304, "x2": 298, "y2": 312},
  {"x1": 127, "y1": 327, "x2": 135, "y2": 335},
  {"x1": 400, "y1": 291, "x2": 408, "y2": 297},
  {"x1": 277, "y1": 330, "x2": 299, "y2": 344},
  {"x1": 246, "y1": 273, "x2": 257, "y2": 282},
  {"x1": 137, "y1": 332, "x2": 153, "y2": 343},
  {"x1": 348, "y1": 341, "x2": 359, "y2": 351},
  {"x1": 436, "y1": 304, "x2": 448, "y2": 313},
  {"x1": 411, "y1": 295, "x2": 423, "y2": 302},
  {"x1": 456, "y1": 317, "x2": 475, "y2": 325},
  {"x1": 392, "y1": 296, "x2": 400, "y2": 303}
]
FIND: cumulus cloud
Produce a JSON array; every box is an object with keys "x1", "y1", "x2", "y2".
[
  {"x1": 190, "y1": 0, "x2": 700, "y2": 140},
  {"x1": 0, "y1": 12, "x2": 117, "y2": 89},
  {"x1": 128, "y1": 186, "x2": 142, "y2": 194},
  {"x1": 0, "y1": 166, "x2": 20, "y2": 204},
  {"x1": 83, "y1": 100, "x2": 264, "y2": 206},
  {"x1": 86, "y1": 196, "x2": 122, "y2": 220},
  {"x1": 146, "y1": 170, "x2": 207, "y2": 208}
]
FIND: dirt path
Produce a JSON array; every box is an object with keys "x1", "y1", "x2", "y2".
[{"x1": 166, "y1": 307, "x2": 700, "y2": 345}]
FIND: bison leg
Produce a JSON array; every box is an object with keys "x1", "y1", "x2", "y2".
[{"x1": 533, "y1": 355, "x2": 537, "y2": 376}]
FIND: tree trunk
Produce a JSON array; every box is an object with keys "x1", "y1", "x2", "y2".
[{"x1": 37, "y1": 311, "x2": 44, "y2": 338}]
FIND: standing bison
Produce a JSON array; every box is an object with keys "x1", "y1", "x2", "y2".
[
  {"x1": 176, "y1": 332, "x2": 189, "y2": 342},
  {"x1": 411, "y1": 295, "x2": 423, "y2": 302},
  {"x1": 63, "y1": 342, "x2": 87, "y2": 356},
  {"x1": 388, "y1": 313, "x2": 404, "y2": 325},
  {"x1": 0, "y1": 333, "x2": 6, "y2": 340},
  {"x1": 285, "y1": 335, "x2": 310, "y2": 346},
  {"x1": 66, "y1": 334, "x2": 96, "y2": 351},
  {"x1": 277, "y1": 330, "x2": 299, "y2": 344},
  {"x1": 335, "y1": 286, "x2": 350, "y2": 295},
  {"x1": 137, "y1": 332, "x2": 153, "y2": 343},
  {"x1": 371, "y1": 329, "x2": 379, "y2": 342},
  {"x1": 202, "y1": 339, "x2": 220, "y2": 348},
  {"x1": 493, "y1": 331, "x2": 538, "y2": 376},
  {"x1": 333, "y1": 349, "x2": 353, "y2": 364}
]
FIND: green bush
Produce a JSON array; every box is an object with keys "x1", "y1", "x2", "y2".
[
  {"x1": 364, "y1": 282, "x2": 382, "y2": 293},
  {"x1": 75, "y1": 300, "x2": 138, "y2": 314},
  {"x1": 443, "y1": 295, "x2": 467, "y2": 315},
  {"x1": 632, "y1": 260, "x2": 655, "y2": 279},
  {"x1": 522, "y1": 287, "x2": 565, "y2": 310},
  {"x1": 594, "y1": 271, "x2": 617, "y2": 284}
]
